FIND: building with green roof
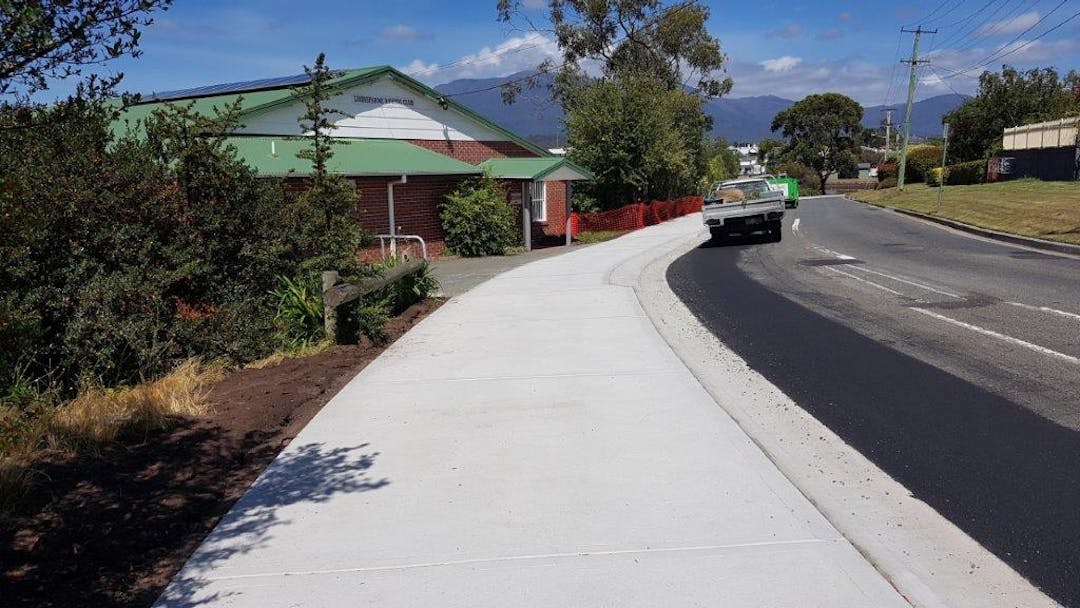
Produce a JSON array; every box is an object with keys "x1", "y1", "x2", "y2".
[{"x1": 116, "y1": 66, "x2": 593, "y2": 251}]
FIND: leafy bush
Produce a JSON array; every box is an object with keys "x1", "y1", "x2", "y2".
[
  {"x1": 903, "y1": 145, "x2": 943, "y2": 183},
  {"x1": 271, "y1": 275, "x2": 325, "y2": 349},
  {"x1": 877, "y1": 162, "x2": 897, "y2": 181},
  {"x1": 571, "y1": 191, "x2": 600, "y2": 213},
  {"x1": 945, "y1": 159, "x2": 987, "y2": 185},
  {"x1": 0, "y1": 99, "x2": 366, "y2": 400},
  {"x1": 440, "y1": 176, "x2": 517, "y2": 257}
]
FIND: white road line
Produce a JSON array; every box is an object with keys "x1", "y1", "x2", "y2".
[
  {"x1": 845, "y1": 266, "x2": 962, "y2": 299},
  {"x1": 813, "y1": 245, "x2": 856, "y2": 260},
  {"x1": 792, "y1": 218, "x2": 801, "y2": 233},
  {"x1": 1006, "y1": 301, "x2": 1080, "y2": 323},
  {"x1": 911, "y1": 308, "x2": 1080, "y2": 366},
  {"x1": 825, "y1": 266, "x2": 906, "y2": 296}
]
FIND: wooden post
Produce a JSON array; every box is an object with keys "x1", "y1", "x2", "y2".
[{"x1": 322, "y1": 270, "x2": 339, "y2": 342}]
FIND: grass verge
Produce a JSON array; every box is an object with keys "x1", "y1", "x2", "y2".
[
  {"x1": 849, "y1": 180, "x2": 1080, "y2": 245},
  {"x1": 576, "y1": 230, "x2": 628, "y2": 244}
]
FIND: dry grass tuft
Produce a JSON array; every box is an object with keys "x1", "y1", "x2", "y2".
[
  {"x1": 47, "y1": 360, "x2": 224, "y2": 449},
  {"x1": 1, "y1": 360, "x2": 224, "y2": 511},
  {"x1": 245, "y1": 340, "x2": 332, "y2": 370}
]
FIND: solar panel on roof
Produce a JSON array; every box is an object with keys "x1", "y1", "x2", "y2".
[{"x1": 143, "y1": 73, "x2": 312, "y2": 102}]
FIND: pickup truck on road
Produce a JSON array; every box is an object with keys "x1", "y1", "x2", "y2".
[{"x1": 703, "y1": 178, "x2": 785, "y2": 242}]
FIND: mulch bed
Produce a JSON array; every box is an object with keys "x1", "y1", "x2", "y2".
[{"x1": 0, "y1": 298, "x2": 443, "y2": 608}]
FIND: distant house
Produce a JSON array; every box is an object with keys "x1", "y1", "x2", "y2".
[
  {"x1": 1000, "y1": 117, "x2": 1079, "y2": 181},
  {"x1": 728, "y1": 142, "x2": 765, "y2": 176},
  {"x1": 857, "y1": 163, "x2": 872, "y2": 180},
  {"x1": 114, "y1": 66, "x2": 593, "y2": 253}
]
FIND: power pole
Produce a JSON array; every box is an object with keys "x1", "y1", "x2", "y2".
[
  {"x1": 882, "y1": 108, "x2": 895, "y2": 164},
  {"x1": 933, "y1": 121, "x2": 950, "y2": 211},
  {"x1": 897, "y1": 26, "x2": 935, "y2": 190}
]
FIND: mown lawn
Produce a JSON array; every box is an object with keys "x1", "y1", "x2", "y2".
[{"x1": 850, "y1": 180, "x2": 1080, "y2": 245}]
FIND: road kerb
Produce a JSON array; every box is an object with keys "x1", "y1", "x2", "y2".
[{"x1": 630, "y1": 228, "x2": 1061, "y2": 608}]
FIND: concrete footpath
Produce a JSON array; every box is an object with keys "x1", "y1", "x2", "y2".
[{"x1": 156, "y1": 216, "x2": 910, "y2": 607}]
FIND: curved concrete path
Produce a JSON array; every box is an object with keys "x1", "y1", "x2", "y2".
[{"x1": 156, "y1": 216, "x2": 909, "y2": 607}]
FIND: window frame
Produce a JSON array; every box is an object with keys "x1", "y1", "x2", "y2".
[{"x1": 530, "y1": 180, "x2": 547, "y2": 222}]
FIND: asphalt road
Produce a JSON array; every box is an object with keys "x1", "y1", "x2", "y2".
[{"x1": 668, "y1": 195, "x2": 1080, "y2": 606}]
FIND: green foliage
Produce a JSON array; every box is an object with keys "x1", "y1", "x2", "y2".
[
  {"x1": 286, "y1": 54, "x2": 368, "y2": 275},
  {"x1": 497, "y1": 0, "x2": 731, "y2": 102},
  {"x1": 904, "y1": 145, "x2": 944, "y2": 183},
  {"x1": 0, "y1": 94, "x2": 367, "y2": 401},
  {"x1": 703, "y1": 138, "x2": 740, "y2": 187},
  {"x1": 771, "y1": 92, "x2": 864, "y2": 194},
  {"x1": 951, "y1": 160, "x2": 987, "y2": 185},
  {"x1": 440, "y1": 176, "x2": 517, "y2": 257},
  {"x1": 0, "y1": 0, "x2": 173, "y2": 98},
  {"x1": 944, "y1": 66, "x2": 1080, "y2": 161},
  {"x1": 758, "y1": 138, "x2": 784, "y2": 167},
  {"x1": 271, "y1": 275, "x2": 325, "y2": 350},
  {"x1": 566, "y1": 74, "x2": 705, "y2": 206},
  {"x1": 570, "y1": 191, "x2": 601, "y2": 213}
]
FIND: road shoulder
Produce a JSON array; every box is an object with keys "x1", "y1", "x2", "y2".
[{"x1": 632, "y1": 227, "x2": 1060, "y2": 608}]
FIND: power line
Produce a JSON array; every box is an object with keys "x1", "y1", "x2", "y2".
[
  {"x1": 930, "y1": 0, "x2": 1010, "y2": 51},
  {"x1": 898, "y1": 26, "x2": 937, "y2": 189},
  {"x1": 941, "y1": 0, "x2": 1070, "y2": 79},
  {"x1": 941, "y1": 0, "x2": 1044, "y2": 54},
  {"x1": 910, "y1": 0, "x2": 961, "y2": 26}
]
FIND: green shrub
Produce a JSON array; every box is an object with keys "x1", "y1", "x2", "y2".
[
  {"x1": 440, "y1": 176, "x2": 517, "y2": 257},
  {"x1": 271, "y1": 275, "x2": 325, "y2": 350},
  {"x1": 0, "y1": 98, "x2": 366, "y2": 399},
  {"x1": 926, "y1": 167, "x2": 944, "y2": 187},
  {"x1": 945, "y1": 160, "x2": 986, "y2": 185},
  {"x1": 904, "y1": 145, "x2": 943, "y2": 183},
  {"x1": 571, "y1": 191, "x2": 600, "y2": 213}
]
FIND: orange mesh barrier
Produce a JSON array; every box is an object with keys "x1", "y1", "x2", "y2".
[{"x1": 572, "y1": 196, "x2": 702, "y2": 237}]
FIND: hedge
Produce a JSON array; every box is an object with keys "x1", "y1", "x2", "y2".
[{"x1": 926, "y1": 160, "x2": 986, "y2": 186}]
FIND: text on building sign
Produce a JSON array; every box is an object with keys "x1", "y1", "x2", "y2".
[{"x1": 353, "y1": 95, "x2": 415, "y2": 107}]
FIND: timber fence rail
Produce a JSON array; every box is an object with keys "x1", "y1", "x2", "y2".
[{"x1": 321, "y1": 259, "x2": 426, "y2": 340}]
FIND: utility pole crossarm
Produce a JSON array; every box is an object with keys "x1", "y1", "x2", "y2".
[{"x1": 897, "y1": 26, "x2": 937, "y2": 190}]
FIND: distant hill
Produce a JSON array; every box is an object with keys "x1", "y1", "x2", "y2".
[{"x1": 435, "y1": 72, "x2": 968, "y2": 145}]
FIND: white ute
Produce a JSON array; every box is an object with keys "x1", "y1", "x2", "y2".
[{"x1": 703, "y1": 178, "x2": 785, "y2": 242}]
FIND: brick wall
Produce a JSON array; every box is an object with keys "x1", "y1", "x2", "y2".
[
  {"x1": 407, "y1": 139, "x2": 537, "y2": 164},
  {"x1": 354, "y1": 175, "x2": 468, "y2": 242},
  {"x1": 540, "y1": 181, "x2": 568, "y2": 237}
]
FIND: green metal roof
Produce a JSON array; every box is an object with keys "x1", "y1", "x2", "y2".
[
  {"x1": 111, "y1": 65, "x2": 552, "y2": 157},
  {"x1": 226, "y1": 136, "x2": 481, "y2": 177},
  {"x1": 479, "y1": 156, "x2": 595, "y2": 181}
]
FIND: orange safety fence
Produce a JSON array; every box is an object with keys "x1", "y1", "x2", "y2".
[{"x1": 571, "y1": 195, "x2": 702, "y2": 237}]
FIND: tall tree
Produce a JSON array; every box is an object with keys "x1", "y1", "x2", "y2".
[
  {"x1": 497, "y1": 1, "x2": 730, "y2": 204},
  {"x1": 0, "y1": 0, "x2": 172, "y2": 98},
  {"x1": 497, "y1": 0, "x2": 731, "y2": 103},
  {"x1": 770, "y1": 93, "x2": 863, "y2": 194},
  {"x1": 944, "y1": 66, "x2": 1080, "y2": 161}
]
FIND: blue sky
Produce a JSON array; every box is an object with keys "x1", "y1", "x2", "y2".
[{"x1": 39, "y1": 0, "x2": 1080, "y2": 105}]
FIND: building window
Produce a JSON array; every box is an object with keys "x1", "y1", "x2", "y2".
[{"x1": 530, "y1": 180, "x2": 547, "y2": 222}]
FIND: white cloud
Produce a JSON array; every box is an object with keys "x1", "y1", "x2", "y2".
[
  {"x1": 760, "y1": 56, "x2": 803, "y2": 72},
  {"x1": 401, "y1": 32, "x2": 562, "y2": 83},
  {"x1": 977, "y1": 11, "x2": 1041, "y2": 37}
]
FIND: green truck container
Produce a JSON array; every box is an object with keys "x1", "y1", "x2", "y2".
[{"x1": 765, "y1": 175, "x2": 799, "y2": 208}]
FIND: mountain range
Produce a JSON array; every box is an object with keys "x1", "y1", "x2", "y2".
[{"x1": 435, "y1": 72, "x2": 968, "y2": 146}]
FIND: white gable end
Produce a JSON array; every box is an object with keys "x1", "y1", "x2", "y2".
[{"x1": 240, "y1": 77, "x2": 508, "y2": 142}]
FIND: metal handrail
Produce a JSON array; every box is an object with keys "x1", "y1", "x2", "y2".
[{"x1": 377, "y1": 234, "x2": 428, "y2": 260}]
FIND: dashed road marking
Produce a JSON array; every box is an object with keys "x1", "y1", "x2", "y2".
[
  {"x1": 911, "y1": 308, "x2": 1080, "y2": 366},
  {"x1": 1006, "y1": 301, "x2": 1080, "y2": 323}
]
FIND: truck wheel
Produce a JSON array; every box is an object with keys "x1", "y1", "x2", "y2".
[
  {"x1": 710, "y1": 227, "x2": 727, "y2": 242},
  {"x1": 769, "y1": 221, "x2": 783, "y2": 242}
]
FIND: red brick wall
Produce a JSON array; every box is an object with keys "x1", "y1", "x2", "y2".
[
  {"x1": 540, "y1": 181, "x2": 568, "y2": 237},
  {"x1": 407, "y1": 139, "x2": 537, "y2": 163},
  {"x1": 354, "y1": 175, "x2": 468, "y2": 242}
]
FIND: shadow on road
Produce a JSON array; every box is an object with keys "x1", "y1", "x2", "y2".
[{"x1": 697, "y1": 233, "x2": 776, "y2": 249}]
